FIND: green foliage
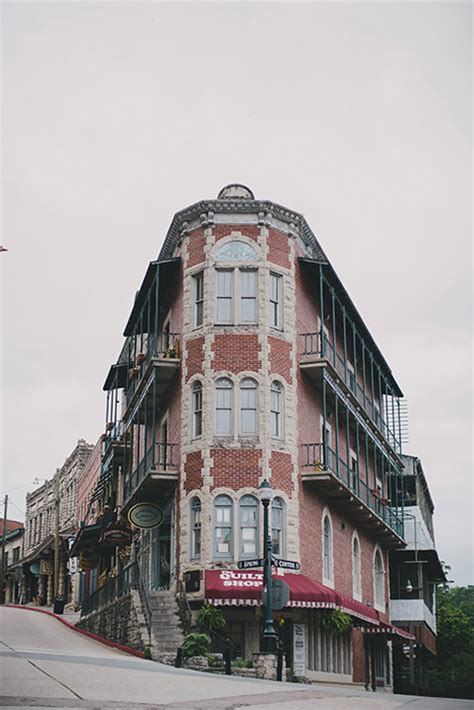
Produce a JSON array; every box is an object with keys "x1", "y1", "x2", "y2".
[
  {"x1": 143, "y1": 645, "x2": 152, "y2": 660},
  {"x1": 196, "y1": 604, "x2": 228, "y2": 635},
  {"x1": 231, "y1": 657, "x2": 253, "y2": 668},
  {"x1": 181, "y1": 632, "x2": 211, "y2": 659},
  {"x1": 207, "y1": 653, "x2": 224, "y2": 668},
  {"x1": 427, "y1": 584, "x2": 474, "y2": 699},
  {"x1": 320, "y1": 609, "x2": 352, "y2": 636}
]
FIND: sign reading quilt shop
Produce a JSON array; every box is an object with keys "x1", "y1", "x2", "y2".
[{"x1": 128, "y1": 503, "x2": 164, "y2": 530}]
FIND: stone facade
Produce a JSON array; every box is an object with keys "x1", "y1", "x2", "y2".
[{"x1": 77, "y1": 590, "x2": 148, "y2": 651}]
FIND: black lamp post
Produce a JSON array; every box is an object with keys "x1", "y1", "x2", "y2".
[{"x1": 258, "y1": 479, "x2": 277, "y2": 653}]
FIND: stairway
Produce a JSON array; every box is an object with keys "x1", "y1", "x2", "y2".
[{"x1": 147, "y1": 589, "x2": 185, "y2": 656}]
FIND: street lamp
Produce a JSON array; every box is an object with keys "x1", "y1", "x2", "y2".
[{"x1": 258, "y1": 479, "x2": 277, "y2": 653}]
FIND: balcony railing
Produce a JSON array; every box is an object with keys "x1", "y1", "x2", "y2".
[
  {"x1": 300, "y1": 332, "x2": 401, "y2": 452},
  {"x1": 126, "y1": 332, "x2": 181, "y2": 403},
  {"x1": 124, "y1": 442, "x2": 178, "y2": 501},
  {"x1": 80, "y1": 562, "x2": 137, "y2": 617},
  {"x1": 302, "y1": 442, "x2": 404, "y2": 539}
]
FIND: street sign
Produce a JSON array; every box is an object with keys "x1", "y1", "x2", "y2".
[
  {"x1": 261, "y1": 578, "x2": 290, "y2": 610},
  {"x1": 237, "y1": 558, "x2": 263, "y2": 569},
  {"x1": 272, "y1": 557, "x2": 301, "y2": 571}
]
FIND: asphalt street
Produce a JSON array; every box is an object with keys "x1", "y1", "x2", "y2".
[{"x1": 0, "y1": 607, "x2": 472, "y2": 710}]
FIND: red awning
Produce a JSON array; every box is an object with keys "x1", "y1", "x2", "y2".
[
  {"x1": 335, "y1": 592, "x2": 380, "y2": 625},
  {"x1": 205, "y1": 570, "x2": 337, "y2": 609},
  {"x1": 364, "y1": 621, "x2": 415, "y2": 641}
]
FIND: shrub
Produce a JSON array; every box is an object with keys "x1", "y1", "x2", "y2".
[
  {"x1": 196, "y1": 604, "x2": 228, "y2": 635},
  {"x1": 181, "y1": 632, "x2": 212, "y2": 659},
  {"x1": 231, "y1": 657, "x2": 253, "y2": 668},
  {"x1": 320, "y1": 609, "x2": 352, "y2": 636}
]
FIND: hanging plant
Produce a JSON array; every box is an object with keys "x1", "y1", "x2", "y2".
[{"x1": 320, "y1": 609, "x2": 352, "y2": 636}]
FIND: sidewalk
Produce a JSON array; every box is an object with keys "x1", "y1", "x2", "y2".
[{"x1": 21, "y1": 601, "x2": 81, "y2": 624}]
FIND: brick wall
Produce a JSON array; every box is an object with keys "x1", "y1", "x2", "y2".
[
  {"x1": 210, "y1": 449, "x2": 261, "y2": 490},
  {"x1": 270, "y1": 451, "x2": 293, "y2": 498},
  {"x1": 268, "y1": 336, "x2": 293, "y2": 384},
  {"x1": 267, "y1": 227, "x2": 291, "y2": 269},
  {"x1": 212, "y1": 334, "x2": 260, "y2": 374},
  {"x1": 213, "y1": 224, "x2": 260, "y2": 243},
  {"x1": 184, "y1": 451, "x2": 204, "y2": 493},
  {"x1": 185, "y1": 336, "x2": 205, "y2": 381},
  {"x1": 187, "y1": 227, "x2": 206, "y2": 268}
]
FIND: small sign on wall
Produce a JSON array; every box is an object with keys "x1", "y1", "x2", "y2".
[{"x1": 293, "y1": 623, "x2": 306, "y2": 678}]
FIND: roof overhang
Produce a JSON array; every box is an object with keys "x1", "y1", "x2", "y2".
[{"x1": 123, "y1": 258, "x2": 180, "y2": 337}]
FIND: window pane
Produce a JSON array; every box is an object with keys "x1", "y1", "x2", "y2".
[
  {"x1": 241, "y1": 297, "x2": 257, "y2": 323},
  {"x1": 241, "y1": 409, "x2": 257, "y2": 434},
  {"x1": 240, "y1": 270, "x2": 256, "y2": 297},
  {"x1": 217, "y1": 298, "x2": 232, "y2": 323},
  {"x1": 217, "y1": 270, "x2": 233, "y2": 296}
]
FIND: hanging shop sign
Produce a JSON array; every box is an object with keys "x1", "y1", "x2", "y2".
[
  {"x1": 128, "y1": 503, "x2": 164, "y2": 530},
  {"x1": 40, "y1": 559, "x2": 53, "y2": 575},
  {"x1": 100, "y1": 527, "x2": 133, "y2": 547},
  {"x1": 79, "y1": 549, "x2": 98, "y2": 570},
  {"x1": 29, "y1": 562, "x2": 40, "y2": 575}
]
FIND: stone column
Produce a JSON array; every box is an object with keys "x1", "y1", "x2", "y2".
[
  {"x1": 47, "y1": 573, "x2": 54, "y2": 605},
  {"x1": 5, "y1": 578, "x2": 12, "y2": 603},
  {"x1": 253, "y1": 652, "x2": 283, "y2": 681},
  {"x1": 58, "y1": 553, "x2": 65, "y2": 597}
]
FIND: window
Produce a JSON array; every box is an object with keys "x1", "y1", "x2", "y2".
[
  {"x1": 193, "y1": 272, "x2": 204, "y2": 328},
  {"x1": 239, "y1": 495, "x2": 259, "y2": 558},
  {"x1": 213, "y1": 495, "x2": 233, "y2": 559},
  {"x1": 350, "y1": 450, "x2": 358, "y2": 492},
  {"x1": 240, "y1": 378, "x2": 258, "y2": 435},
  {"x1": 192, "y1": 381, "x2": 203, "y2": 439},
  {"x1": 215, "y1": 378, "x2": 233, "y2": 436},
  {"x1": 323, "y1": 513, "x2": 333, "y2": 584},
  {"x1": 269, "y1": 273, "x2": 282, "y2": 329},
  {"x1": 13, "y1": 546, "x2": 20, "y2": 563},
  {"x1": 347, "y1": 360, "x2": 356, "y2": 393},
  {"x1": 352, "y1": 534, "x2": 361, "y2": 600},
  {"x1": 215, "y1": 240, "x2": 257, "y2": 261},
  {"x1": 216, "y1": 270, "x2": 233, "y2": 323},
  {"x1": 272, "y1": 497, "x2": 285, "y2": 557},
  {"x1": 374, "y1": 548, "x2": 385, "y2": 609},
  {"x1": 215, "y1": 267, "x2": 258, "y2": 325},
  {"x1": 270, "y1": 381, "x2": 283, "y2": 438},
  {"x1": 190, "y1": 497, "x2": 201, "y2": 559},
  {"x1": 240, "y1": 270, "x2": 257, "y2": 323}
]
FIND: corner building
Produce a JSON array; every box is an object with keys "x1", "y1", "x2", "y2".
[{"x1": 104, "y1": 185, "x2": 409, "y2": 688}]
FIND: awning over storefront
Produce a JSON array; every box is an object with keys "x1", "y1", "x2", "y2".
[
  {"x1": 335, "y1": 592, "x2": 380, "y2": 625},
  {"x1": 364, "y1": 620, "x2": 415, "y2": 641},
  {"x1": 205, "y1": 570, "x2": 338, "y2": 609},
  {"x1": 68, "y1": 524, "x2": 102, "y2": 558}
]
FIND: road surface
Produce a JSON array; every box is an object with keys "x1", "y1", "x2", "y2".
[{"x1": 0, "y1": 607, "x2": 471, "y2": 709}]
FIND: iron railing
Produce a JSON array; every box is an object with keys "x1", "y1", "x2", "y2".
[
  {"x1": 300, "y1": 331, "x2": 401, "y2": 452},
  {"x1": 136, "y1": 563, "x2": 152, "y2": 646},
  {"x1": 126, "y1": 332, "x2": 180, "y2": 401},
  {"x1": 302, "y1": 442, "x2": 404, "y2": 538},
  {"x1": 124, "y1": 442, "x2": 178, "y2": 501}
]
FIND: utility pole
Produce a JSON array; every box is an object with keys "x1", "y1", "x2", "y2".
[
  {"x1": 0, "y1": 495, "x2": 8, "y2": 604},
  {"x1": 53, "y1": 471, "x2": 60, "y2": 599}
]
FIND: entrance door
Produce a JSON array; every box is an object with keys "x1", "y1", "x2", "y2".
[{"x1": 372, "y1": 638, "x2": 387, "y2": 690}]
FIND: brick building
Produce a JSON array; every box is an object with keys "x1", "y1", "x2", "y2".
[{"x1": 88, "y1": 185, "x2": 418, "y2": 687}]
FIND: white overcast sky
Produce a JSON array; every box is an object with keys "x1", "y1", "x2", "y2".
[{"x1": 1, "y1": 1, "x2": 472, "y2": 585}]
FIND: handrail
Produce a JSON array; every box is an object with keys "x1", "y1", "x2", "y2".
[
  {"x1": 124, "y1": 442, "x2": 178, "y2": 500},
  {"x1": 136, "y1": 563, "x2": 152, "y2": 646},
  {"x1": 178, "y1": 580, "x2": 192, "y2": 634}
]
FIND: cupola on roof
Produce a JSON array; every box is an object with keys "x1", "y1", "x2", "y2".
[{"x1": 217, "y1": 184, "x2": 255, "y2": 200}]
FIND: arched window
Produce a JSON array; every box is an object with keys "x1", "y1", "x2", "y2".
[
  {"x1": 190, "y1": 497, "x2": 201, "y2": 559},
  {"x1": 192, "y1": 381, "x2": 203, "y2": 439},
  {"x1": 215, "y1": 241, "x2": 257, "y2": 261},
  {"x1": 240, "y1": 378, "x2": 258, "y2": 435},
  {"x1": 374, "y1": 548, "x2": 385, "y2": 609},
  {"x1": 352, "y1": 534, "x2": 361, "y2": 599},
  {"x1": 270, "y1": 381, "x2": 283, "y2": 438},
  {"x1": 213, "y1": 495, "x2": 233, "y2": 560},
  {"x1": 272, "y1": 497, "x2": 285, "y2": 557},
  {"x1": 323, "y1": 514, "x2": 333, "y2": 584},
  {"x1": 215, "y1": 378, "x2": 233, "y2": 436},
  {"x1": 239, "y1": 495, "x2": 259, "y2": 558}
]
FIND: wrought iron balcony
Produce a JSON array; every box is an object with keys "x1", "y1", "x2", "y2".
[
  {"x1": 124, "y1": 332, "x2": 181, "y2": 414},
  {"x1": 302, "y1": 442, "x2": 405, "y2": 547},
  {"x1": 299, "y1": 332, "x2": 402, "y2": 453},
  {"x1": 123, "y1": 442, "x2": 178, "y2": 506}
]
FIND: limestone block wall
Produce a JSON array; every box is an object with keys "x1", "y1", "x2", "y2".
[{"x1": 76, "y1": 590, "x2": 148, "y2": 651}]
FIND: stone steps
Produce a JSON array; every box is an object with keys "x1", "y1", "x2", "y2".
[{"x1": 146, "y1": 590, "x2": 185, "y2": 655}]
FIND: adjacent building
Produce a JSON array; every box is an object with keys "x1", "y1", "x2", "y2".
[
  {"x1": 390, "y1": 455, "x2": 445, "y2": 694},
  {"x1": 22, "y1": 439, "x2": 93, "y2": 605},
  {"x1": 0, "y1": 519, "x2": 24, "y2": 604}
]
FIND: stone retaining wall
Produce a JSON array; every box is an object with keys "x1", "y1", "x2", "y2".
[{"x1": 76, "y1": 591, "x2": 148, "y2": 651}]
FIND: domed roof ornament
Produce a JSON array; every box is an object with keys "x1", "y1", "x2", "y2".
[{"x1": 217, "y1": 184, "x2": 255, "y2": 200}]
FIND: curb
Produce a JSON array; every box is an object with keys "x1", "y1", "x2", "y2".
[{"x1": 3, "y1": 604, "x2": 145, "y2": 659}]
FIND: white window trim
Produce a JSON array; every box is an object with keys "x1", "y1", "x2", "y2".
[
  {"x1": 373, "y1": 544, "x2": 385, "y2": 612},
  {"x1": 269, "y1": 272, "x2": 283, "y2": 330},
  {"x1": 238, "y1": 495, "x2": 260, "y2": 560},
  {"x1": 239, "y1": 378, "x2": 259, "y2": 438},
  {"x1": 322, "y1": 508, "x2": 334, "y2": 588},
  {"x1": 191, "y1": 381, "x2": 203, "y2": 440},
  {"x1": 215, "y1": 268, "x2": 258, "y2": 326},
  {"x1": 270, "y1": 380, "x2": 284, "y2": 440},
  {"x1": 213, "y1": 495, "x2": 234, "y2": 561},
  {"x1": 215, "y1": 377, "x2": 234, "y2": 438},
  {"x1": 190, "y1": 496, "x2": 202, "y2": 560},
  {"x1": 271, "y1": 496, "x2": 286, "y2": 558},
  {"x1": 352, "y1": 531, "x2": 362, "y2": 601},
  {"x1": 192, "y1": 271, "x2": 204, "y2": 329}
]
